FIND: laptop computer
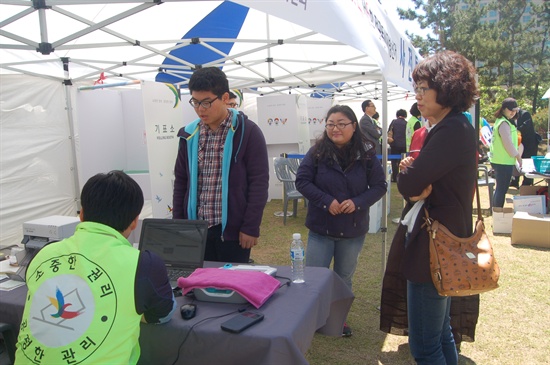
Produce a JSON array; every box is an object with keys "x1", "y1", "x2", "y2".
[{"x1": 138, "y1": 218, "x2": 208, "y2": 289}]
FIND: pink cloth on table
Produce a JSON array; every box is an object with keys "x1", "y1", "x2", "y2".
[{"x1": 177, "y1": 268, "x2": 280, "y2": 309}]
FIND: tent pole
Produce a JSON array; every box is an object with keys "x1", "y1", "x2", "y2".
[
  {"x1": 62, "y1": 57, "x2": 81, "y2": 214},
  {"x1": 381, "y1": 76, "x2": 388, "y2": 279},
  {"x1": 64, "y1": 82, "x2": 82, "y2": 214}
]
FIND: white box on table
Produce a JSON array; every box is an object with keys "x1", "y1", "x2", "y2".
[{"x1": 513, "y1": 195, "x2": 546, "y2": 214}]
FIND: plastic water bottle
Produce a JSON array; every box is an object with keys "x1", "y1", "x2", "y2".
[{"x1": 290, "y1": 233, "x2": 305, "y2": 283}]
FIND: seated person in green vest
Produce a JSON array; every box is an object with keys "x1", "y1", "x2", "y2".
[{"x1": 15, "y1": 170, "x2": 176, "y2": 365}]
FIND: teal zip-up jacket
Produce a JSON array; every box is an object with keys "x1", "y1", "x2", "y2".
[{"x1": 173, "y1": 109, "x2": 269, "y2": 240}]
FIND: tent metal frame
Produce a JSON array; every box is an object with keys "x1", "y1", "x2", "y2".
[{"x1": 0, "y1": 0, "x2": 407, "y2": 99}]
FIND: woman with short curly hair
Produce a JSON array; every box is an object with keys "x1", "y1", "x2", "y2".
[{"x1": 381, "y1": 50, "x2": 479, "y2": 364}]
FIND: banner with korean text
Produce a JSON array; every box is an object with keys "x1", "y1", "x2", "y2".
[{"x1": 141, "y1": 81, "x2": 182, "y2": 218}]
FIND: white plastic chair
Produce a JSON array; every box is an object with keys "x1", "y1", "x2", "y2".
[{"x1": 273, "y1": 157, "x2": 305, "y2": 225}]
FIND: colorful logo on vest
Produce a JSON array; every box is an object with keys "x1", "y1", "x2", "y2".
[
  {"x1": 29, "y1": 274, "x2": 95, "y2": 347},
  {"x1": 49, "y1": 287, "x2": 83, "y2": 319},
  {"x1": 19, "y1": 254, "x2": 117, "y2": 364}
]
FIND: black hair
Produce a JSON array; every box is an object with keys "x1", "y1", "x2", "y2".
[
  {"x1": 495, "y1": 97, "x2": 518, "y2": 118},
  {"x1": 228, "y1": 91, "x2": 237, "y2": 99},
  {"x1": 372, "y1": 112, "x2": 380, "y2": 120},
  {"x1": 361, "y1": 99, "x2": 373, "y2": 113},
  {"x1": 312, "y1": 105, "x2": 374, "y2": 167},
  {"x1": 396, "y1": 109, "x2": 407, "y2": 118},
  {"x1": 409, "y1": 102, "x2": 420, "y2": 118},
  {"x1": 80, "y1": 170, "x2": 143, "y2": 232},
  {"x1": 188, "y1": 67, "x2": 229, "y2": 98}
]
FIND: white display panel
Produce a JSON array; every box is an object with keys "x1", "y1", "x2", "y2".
[
  {"x1": 307, "y1": 98, "x2": 333, "y2": 140},
  {"x1": 257, "y1": 94, "x2": 301, "y2": 145},
  {"x1": 141, "y1": 81, "x2": 183, "y2": 219}
]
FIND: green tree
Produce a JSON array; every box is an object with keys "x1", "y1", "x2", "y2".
[{"x1": 398, "y1": 0, "x2": 550, "y2": 119}]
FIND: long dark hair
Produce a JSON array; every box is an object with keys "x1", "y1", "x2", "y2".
[{"x1": 312, "y1": 105, "x2": 375, "y2": 167}]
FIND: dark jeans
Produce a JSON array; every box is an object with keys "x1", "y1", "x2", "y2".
[
  {"x1": 407, "y1": 280, "x2": 458, "y2": 365},
  {"x1": 204, "y1": 224, "x2": 251, "y2": 263},
  {"x1": 491, "y1": 163, "x2": 514, "y2": 208}
]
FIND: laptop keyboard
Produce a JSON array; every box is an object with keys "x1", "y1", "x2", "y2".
[{"x1": 168, "y1": 269, "x2": 194, "y2": 281}]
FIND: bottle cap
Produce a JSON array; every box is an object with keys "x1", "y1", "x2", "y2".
[{"x1": 292, "y1": 233, "x2": 301, "y2": 240}]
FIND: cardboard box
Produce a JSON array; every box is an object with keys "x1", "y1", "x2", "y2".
[
  {"x1": 513, "y1": 195, "x2": 546, "y2": 214},
  {"x1": 519, "y1": 186, "x2": 542, "y2": 196},
  {"x1": 518, "y1": 185, "x2": 549, "y2": 212},
  {"x1": 511, "y1": 212, "x2": 550, "y2": 248},
  {"x1": 492, "y1": 207, "x2": 514, "y2": 234}
]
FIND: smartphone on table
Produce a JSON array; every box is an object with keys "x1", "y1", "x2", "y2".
[{"x1": 220, "y1": 311, "x2": 264, "y2": 333}]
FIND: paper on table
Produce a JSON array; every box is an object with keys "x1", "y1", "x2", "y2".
[{"x1": 0, "y1": 279, "x2": 25, "y2": 291}]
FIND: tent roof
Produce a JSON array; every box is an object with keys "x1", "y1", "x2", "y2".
[{"x1": 0, "y1": 0, "x2": 420, "y2": 101}]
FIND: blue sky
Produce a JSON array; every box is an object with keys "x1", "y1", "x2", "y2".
[{"x1": 384, "y1": 0, "x2": 430, "y2": 37}]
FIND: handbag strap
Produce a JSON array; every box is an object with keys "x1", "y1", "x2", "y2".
[
  {"x1": 424, "y1": 179, "x2": 483, "y2": 225},
  {"x1": 474, "y1": 179, "x2": 482, "y2": 221}
]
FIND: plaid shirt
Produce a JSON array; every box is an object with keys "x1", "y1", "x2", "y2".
[{"x1": 197, "y1": 113, "x2": 231, "y2": 227}]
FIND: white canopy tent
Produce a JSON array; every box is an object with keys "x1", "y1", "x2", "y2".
[
  {"x1": 1, "y1": 0, "x2": 421, "y2": 261},
  {"x1": 1, "y1": 0, "x2": 418, "y2": 97}
]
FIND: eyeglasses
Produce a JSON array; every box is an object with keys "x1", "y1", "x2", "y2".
[
  {"x1": 414, "y1": 86, "x2": 431, "y2": 96},
  {"x1": 325, "y1": 122, "x2": 353, "y2": 130},
  {"x1": 227, "y1": 102, "x2": 238, "y2": 108},
  {"x1": 507, "y1": 107, "x2": 519, "y2": 112},
  {"x1": 189, "y1": 97, "x2": 220, "y2": 109},
  {"x1": 367, "y1": 104, "x2": 376, "y2": 109}
]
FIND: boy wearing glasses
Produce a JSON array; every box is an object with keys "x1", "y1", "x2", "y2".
[{"x1": 172, "y1": 67, "x2": 269, "y2": 263}]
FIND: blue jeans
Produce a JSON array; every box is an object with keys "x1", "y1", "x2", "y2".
[
  {"x1": 305, "y1": 231, "x2": 365, "y2": 290},
  {"x1": 491, "y1": 163, "x2": 513, "y2": 208},
  {"x1": 407, "y1": 281, "x2": 458, "y2": 365}
]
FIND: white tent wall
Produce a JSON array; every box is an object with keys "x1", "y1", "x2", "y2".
[
  {"x1": 75, "y1": 89, "x2": 130, "y2": 186},
  {"x1": 121, "y1": 90, "x2": 149, "y2": 172},
  {"x1": 0, "y1": 75, "x2": 78, "y2": 248}
]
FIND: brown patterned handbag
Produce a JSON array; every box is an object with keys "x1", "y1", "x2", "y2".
[{"x1": 423, "y1": 182, "x2": 500, "y2": 296}]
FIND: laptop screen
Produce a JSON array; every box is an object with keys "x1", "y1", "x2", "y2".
[{"x1": 138, "y1": 219, "x2": 208, "y2": 268}]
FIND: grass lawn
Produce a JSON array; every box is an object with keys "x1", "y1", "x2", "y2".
[{"x1": 251, "y1": 178, "x2": 550, "y2": 365}]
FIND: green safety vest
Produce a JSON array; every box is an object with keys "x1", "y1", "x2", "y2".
[
  {"x1": 16, "y1": 222, "x2": 141, "y2": 365},
  {"x1": 406, "y1": 116, "x2": 421, "y2": 151},
  {"x1": 490, "y1": 117, "x2": 518, "y2": 165}
]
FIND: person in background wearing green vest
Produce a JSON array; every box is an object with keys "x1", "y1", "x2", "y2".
[
  {"x1": 15, "y1": 171, "x2": 176, "y2": 365},
  {"x1": 489, "y1": 98, "x2": 522, "y2": 208},
  {"x1": 406, "y1": 102, "x2": 422, "y2": 152}
]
